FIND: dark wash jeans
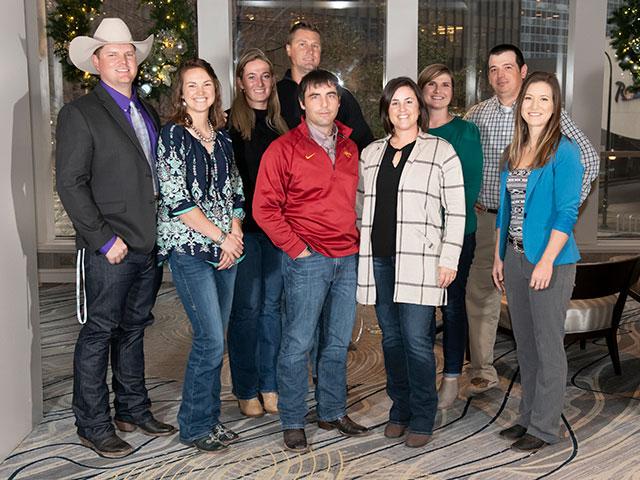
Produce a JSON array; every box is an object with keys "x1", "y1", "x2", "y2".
[
  {"x1": 373, "y1": 256, "x2": 438, "y2": 435},
  {"x1": 228, "y1": 232, "x2": 283, "y2": 399},
  {"x1": 278, "y1": 250, "x2": 357, "y2": 429},
  {"x1": 169, "y1": 251, "x2": 237, "y2": 443},
  {"x1": 73, "y1": 250, "x2": 162, "y2": 441},
  {"x1": 441, "y1": 232, "x2": 476, "y2": 375}
]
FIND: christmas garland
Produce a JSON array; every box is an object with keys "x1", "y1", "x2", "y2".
[
  {"x1": 609, "y1": 0, "x2": 640, "y2": 91},
  {"x1": 46, "y1": 0, "x2": 195, "y2": 97},
  {"x1": 137, "y1": 0, "x2": 196, "y2": 98},
  {"x1": 46, "y1": 0, "x2": 103, "y2": 88}
]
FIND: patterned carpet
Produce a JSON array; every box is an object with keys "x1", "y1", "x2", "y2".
[{"x1": 1, "y1": 283, "x2": 639, "y2": 479}]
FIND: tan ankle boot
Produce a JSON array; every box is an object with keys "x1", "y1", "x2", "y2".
[
  {"x1": 437, "y1": 377, "x2": 459, "y2": 410},
  {"x1": 260, "y1": 392, "x2": 279, "y2": 414},
  {"x1": 238, "y1": 398, "x2": 264, "y2": 417}
]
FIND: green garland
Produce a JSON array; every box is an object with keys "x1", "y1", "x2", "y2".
[
  {"x1": 609, "y1": 0, "x2": 640, "y2": 91},
  {"x1": 46, "y1": 0, "x2": 195, "y2": 97},
  {"x1": 137, "y1": 0, "x2": 196, "y2": 98},
  {"x1": 46, "y1": 0, "x2": 103, "y2": 88}
]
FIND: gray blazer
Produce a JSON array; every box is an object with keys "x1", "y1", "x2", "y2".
[
  {"x1": 357, "y1": 131, "x2": 466, "y2": 306},
  {"x1": 55, "y1": 83, "x2": 160, "y2": 254}
]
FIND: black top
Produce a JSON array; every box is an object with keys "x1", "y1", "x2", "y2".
[
  {"x1": 276, "y1": 69, "x2": 374, "y2": 153},
  {"x1": 371, "y1": 141, "x2": 416, "y2": 257},
  {"x1": 227, "y1": 108, "x2": 281, "y2": 233}
]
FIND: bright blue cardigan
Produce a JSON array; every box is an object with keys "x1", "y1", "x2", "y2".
[{"x1": 496, "y1": 136, "x2": 584, "y2": 265}]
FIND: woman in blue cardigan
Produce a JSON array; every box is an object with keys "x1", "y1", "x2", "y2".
[{"x1": 491, "y1": 71, "x2": 584, "y2": 452}]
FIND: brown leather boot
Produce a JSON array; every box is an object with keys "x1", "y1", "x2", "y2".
[
  {"x1": 405, "y1": 432, "x2": 432, "y2": 448},
  {"x1": 384, "y1": 423, "x2": 407, "y2": 439}
]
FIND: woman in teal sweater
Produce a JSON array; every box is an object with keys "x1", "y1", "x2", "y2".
[{"x1": 419, "y1": 64, "x2": 483, "y2": 409}]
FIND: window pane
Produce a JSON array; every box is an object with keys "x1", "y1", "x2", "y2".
[
  {"x1": 599, "y1": 0, "x2": 640, "y2": 239},
  {"x1": 232, "y1": 0, "x2": 386, "y2": 137},
  {"x1": 418, "y1": 0, "x2": 569, "y2": 113}
]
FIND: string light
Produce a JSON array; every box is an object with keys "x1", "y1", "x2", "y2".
[
  {"x1": 609, "y1": 0, "x2": 640, "y2": 91},
  {"x1": 47, "y1": 0, "x2": 194, "y2": 98}
]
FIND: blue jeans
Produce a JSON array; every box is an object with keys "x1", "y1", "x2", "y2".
[
  {"x1": 228, "y1": 232, "x2": 283, "y2": 399},
  {"x1": 279, "y1": 250, "x2": 357, "y2": 429},
  {"x1": 73, "y1": 250, "x2": 162, "y2": 441},
  {"x1": 373, "y1": 256, "x2": 437, "y2": 435},
  {"x1": 441, "y1": 233, "x2": 476, "y2": 376},
  {"x1": 168, "y1": 251, "x2": 236, "y2": 443}
]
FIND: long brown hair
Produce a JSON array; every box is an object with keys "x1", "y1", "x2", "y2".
[
  {"x1": 168, "y1": 58, "x2": 226, "y2": 130},
  {"x1": 505, "y1": 71, "x2": 562, "y2": 170},
  {"x1": 230, "y1": 49, "x2": 288, "y2": 140}
]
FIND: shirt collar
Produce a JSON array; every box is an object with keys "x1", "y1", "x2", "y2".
[
  {"x1": 490, "y1": 95, "x2": 516, "y2": 114},
  {"x1": 306, "y1": 121, "x2": 337, "y2": 144},
  {"x1": 100, "y1": 80, "x2": 140, "y2": 112}
]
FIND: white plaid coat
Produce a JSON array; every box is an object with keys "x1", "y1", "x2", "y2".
[{"x1": 357, "y1": 131, "x2": 466, "y2": 307}]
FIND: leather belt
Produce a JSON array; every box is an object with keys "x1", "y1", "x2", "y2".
[{"x1": 476, "y1": 203, "x2": 498, "y2": 214}]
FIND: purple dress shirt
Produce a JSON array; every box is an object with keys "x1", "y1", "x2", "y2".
[{"x1": 99, "y1": 81, "x2": 158, "y2": 254}]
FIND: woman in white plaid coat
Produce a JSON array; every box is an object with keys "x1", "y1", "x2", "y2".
[{"x1": 356, "y1": 77, "x2": 465, "y2": 448}]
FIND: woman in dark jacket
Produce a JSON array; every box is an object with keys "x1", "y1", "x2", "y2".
[{"x1": 227, "y1": 48, "x2": 288, "y2": 418}]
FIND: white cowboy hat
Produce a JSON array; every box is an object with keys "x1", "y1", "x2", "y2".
[{"x1": 69, "y1": 18, "x2": 154, "y2": 75}]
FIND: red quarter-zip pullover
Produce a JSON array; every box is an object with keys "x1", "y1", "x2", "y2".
[{"x1": 253, "y1": 120, "x2": 360, "y2": 259}]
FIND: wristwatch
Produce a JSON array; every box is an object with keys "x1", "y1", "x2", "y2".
[{"x1": 214, "y1": 232, "x2": 227, "y2": 246}]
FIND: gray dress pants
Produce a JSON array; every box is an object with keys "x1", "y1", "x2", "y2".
[{"x1": 503, "y1": 246, "x2": 576, "y2": 444}]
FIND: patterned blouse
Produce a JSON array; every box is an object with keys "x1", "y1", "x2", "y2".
[
  {"x1": 156, "y1": 123, "x2": 244, "y2": 264},
  {"x1": 506, "y1": 168, "x2": 530, "y2": 245}
]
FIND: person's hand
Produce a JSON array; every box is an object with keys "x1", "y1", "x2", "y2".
[
  {"x1": 231, "y1": 220, "x2": 244, "y2": 241},
  {"x1": 220, "y1": 232, "x2": 243, "y2": 259},
  {"x1": 492, "y1": 257, "x2": 505, "y2": 292},
  {"x1": 105, "y1": 237, "x2": 128, "y2": 265},
  {"x1": 296, "y1": 247, "x2": 312, "y2": 259},
  {"x1": 438, "y1": 267, "x2": 457, "y2": 288},
  {"x1": 530, "y1": 259, "x2": 553, "y2": 290},
  {"x1": 217, "y1": 250, "x2": 235, "y2": 270}
]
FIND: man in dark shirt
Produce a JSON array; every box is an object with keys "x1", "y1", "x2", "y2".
[
  {"x1": 56, "y1": 18, "x2": 175, "y2": 458},
  {"x1": 277, "y1": 21, "x2": 374, "y2": 152}
]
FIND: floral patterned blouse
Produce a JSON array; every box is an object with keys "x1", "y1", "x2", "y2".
[{"x1": 156, "y1": 122, "x2": 244, "y2": 264}]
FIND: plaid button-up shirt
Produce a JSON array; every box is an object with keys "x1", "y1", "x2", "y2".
[{"x1": 465, "y1": 95, "x2": 599, "y2": 210}]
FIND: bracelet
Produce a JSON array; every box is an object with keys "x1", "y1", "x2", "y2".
[{"x1": 214, "y1": 232, "x2": 227, "y2": 246}]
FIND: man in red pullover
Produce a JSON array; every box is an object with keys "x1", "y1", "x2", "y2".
[{"x1": 254, "y1": 69, "x2": 369, "y2": 452}]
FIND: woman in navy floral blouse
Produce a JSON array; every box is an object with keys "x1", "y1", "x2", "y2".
[{"x1": 156, "y1": 58, "x2": 245, "y2": 453}]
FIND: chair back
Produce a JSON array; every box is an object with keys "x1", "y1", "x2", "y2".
[{"x1": 572, "y1": 255, "x2": 640, "y2": 330}]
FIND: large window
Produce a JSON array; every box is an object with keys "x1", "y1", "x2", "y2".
[
  {"x1": 598, "y1": 0, "x2": 640, "y2": 239},
  {"x1": 232, "y1": 0, "x2": 386, "y2": 136},
  {"x1": 418, "y1": 0, "x2": 570, "y2": 112}
]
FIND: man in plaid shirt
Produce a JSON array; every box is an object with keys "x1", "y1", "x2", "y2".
[{"x1": 464, "y1": 44, "x2": 599, "y2": 394}]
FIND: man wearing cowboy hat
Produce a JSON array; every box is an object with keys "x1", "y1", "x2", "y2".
[{"x1": 56, "y1": 18, "x2": 175, "y2": 458}]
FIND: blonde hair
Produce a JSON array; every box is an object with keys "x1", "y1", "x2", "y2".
[
  {"x1": 505, "y1": 71, "x2": 562, "y2": 171},
  {"x1": 230, "y1": 48, "x2": 288, "y2": 141}
]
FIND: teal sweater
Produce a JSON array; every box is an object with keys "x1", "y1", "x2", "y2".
[{"x1": 430, "y1": 116, "x2": 483, "y2": 235}]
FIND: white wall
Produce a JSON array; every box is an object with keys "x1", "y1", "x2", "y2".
[
  {"x1": 567, "y1": 0, "x2": 607, "y2": 247},
  {"x1": 198, "y1": 0, "x2": 233, "y2": 109},
  {"x1": 0, "y1": 0, "x2": 42, "y2": 460}
]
